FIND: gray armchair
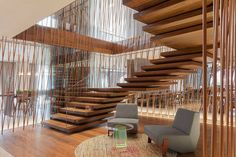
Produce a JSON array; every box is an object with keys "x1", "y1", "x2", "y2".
[
  {"x1": 107, "y1": 103, "x2": 139, "y2": 135},
  {"x1": 144, "y1": 108, "x2": 200, "y2": 156}
]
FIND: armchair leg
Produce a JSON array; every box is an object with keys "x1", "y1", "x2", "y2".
[
  {"x1": 148, "y1": 137, "x2": 152, "y2": 143},
  {"x1": 146, "y1": 136, "x2": 168, "y2": 157},
  {"x1": 161, "y1": 138, "x2": 168, "y2": 157}
]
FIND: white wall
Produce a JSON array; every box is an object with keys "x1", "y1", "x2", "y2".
[{"x1": 0, "y1": 0, "x2": 74, "y2": 37}]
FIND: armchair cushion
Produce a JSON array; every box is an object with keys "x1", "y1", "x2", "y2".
[
  {"x1": 115, "y1": 103, "x2": 138, "y2": 119},
  {"x1": 172, "y1": 108, "x2": 196, "y2": 134},
  {"x1": 107, "y1": 118, "x2": 138, "y2": 126},
  {"x1": 144, "y1": 125, "x2": 185, "y2": 145}
]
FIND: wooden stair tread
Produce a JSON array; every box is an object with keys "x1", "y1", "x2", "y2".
[
  {"x1": 123, "y1": 0, "x2": 167, "y2": 11},
  {"x1": 142, "y1": 61, "x2": 202, "y2": 71},
  {"x1": 134, "y1": 69, "x2": 196, "y2": 77},
  {"x1": 153, "y1": 26, "x2": 213, "y2": 49},
  {"x1": 107, "y1": 87, "x2": 170, "y2": 91},
  {"x1": 124, "y1": 76, "x2": 184, "y2": 82},
  {"x1": 52, "y1": 96, "x2": 125, "y2": 103},
  {"x1": 143, "y1": 5, "x2": 213, "y2": 35},
  {"x1": 134, "y1": 0, "x2": 212, "y2": 24},
  {"x1": 151, "y1": 22, "x2": 213, "y2": 41},
  {"x1": 51, "y1": 113, "x2": 85, "y2": 122},
  {"x1": 82, "y1": 92, "x2": 128, "y2": 98},
  {"x1": 88, "y1": 87, "x2": 168, "y2": 92},
  {"x1": 43, "y1": 119, "x2": 106, "y2": 133},
  {"x1": 66, "y1": 102, "x2": 117, "y2": 109},
  {"x1": 117, "y1": 82, "x2": 176, "y2": 87},
  {"x1": 51, "y1": 113, "x2": 113, "y2": 124},
  {"x1": 151, "y1": 53, "x2": 202, "y2": 64},
  {"x1": 160, "y1": 45, "x2": 213, "y2": 57},
  {"x1": 88, "y1": 88, "x2": 132, "y2": 92},
  {"x1": 75, "y1": 97, "x2": 126, "y2": 103},
  {"x1": 53, "y1": 91, "x2": 81, "y2": 94},
  {"x1": 43, "y1": 119, "x2": 78, "y2": 130},
  {"x1": 60, "y1": 107, "x2": 115, "y2": 116}
]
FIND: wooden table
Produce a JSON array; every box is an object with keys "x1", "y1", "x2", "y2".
[{"x1": 75, "y1": 134, "x2": 176, "y2": 157}]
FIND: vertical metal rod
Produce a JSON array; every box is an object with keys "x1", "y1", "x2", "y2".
[{"x1": 202, "y1": 0, "x2": 208, "y2": 156}]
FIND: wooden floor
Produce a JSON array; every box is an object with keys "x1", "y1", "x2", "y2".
[{"x1": 0, "y1": 116, "x2": 211, "y2": 157}]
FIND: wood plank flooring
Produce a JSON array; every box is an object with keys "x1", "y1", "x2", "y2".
[{"x1": 0, "y1": 116, "x2": 213, "y2": 157}]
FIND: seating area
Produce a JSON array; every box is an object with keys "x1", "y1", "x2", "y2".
[
  {"x1": 0, "y1": 0, "x2": 235, "y2": 157},
  {"x1": 107, "y1": 103, "x2": 139, "y2": 135}
]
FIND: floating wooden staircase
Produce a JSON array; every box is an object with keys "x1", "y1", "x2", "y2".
[
  {"x1": 117, "y1": 0, "x2": 214, "y2": 90},
  {"x1": 43, "y1": 64, "x2": 128, "y2": 133},
  {"x1": 44, "y1": 46, "x2": 212, "y2": 133},
  {"x1": 43, "y1": 0, "x2": 214, "y2": 133},
  {"x1": 117, "y1": 45, "x2": 213, "y2": 89},
  {"x1": 123, "y1": 0, "x2": 213, "y2": 49},
  {"x1": 43, "y1": 89, "x2": 128, "y2": 133}
]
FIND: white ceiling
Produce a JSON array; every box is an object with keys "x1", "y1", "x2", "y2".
[{"x1": 0, "y1": 0, "x2": 74, "y2": 38}]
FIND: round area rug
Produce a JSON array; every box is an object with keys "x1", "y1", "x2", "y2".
[{"x1": 75, "y1": 134, "x2": 177, "y2": 157}]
